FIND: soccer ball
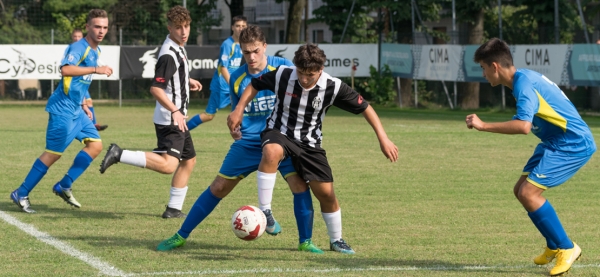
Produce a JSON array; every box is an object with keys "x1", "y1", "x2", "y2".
[{"x1": 231, "y1": 205, "x2": 267, "y2": 241}]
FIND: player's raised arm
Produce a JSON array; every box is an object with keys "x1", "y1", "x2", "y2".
[{"x1": 465, "y1": 114, "x2": 531, "y2": 134}]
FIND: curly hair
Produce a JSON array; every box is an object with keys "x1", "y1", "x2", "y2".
[
  {"x1": 87, "y1": 9, "x2": 107, "y2": 23},
  {"x1": 473, "y1": 38, "x2": 513, "y2": 68},
  {"x1": 239, "y1": 25, "x2": 266, "y2": 45},
  {"x1": 293, "y1": 44, "x2": 326, "y2": 72},
  {"x1": 167, "y1": 6, "x2": 191, "y2": 26}
]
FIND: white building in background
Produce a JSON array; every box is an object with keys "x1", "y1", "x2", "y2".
[{"x1": 203, "y1": 0, "x2": 333, "y2": 45}]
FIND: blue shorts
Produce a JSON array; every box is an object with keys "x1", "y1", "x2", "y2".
[
  {"x1": 206, "y1": 77, "x2": 231, "y2": 115},
  {"x1": 45, "y1": 112, "x2": 100, "y2": 155},
  {"x1": 523, "y1": 144, "x2": 593, "y2": 189},
  {"x1": 218, "y1": 141, "x2": 296, "y2": 180}
]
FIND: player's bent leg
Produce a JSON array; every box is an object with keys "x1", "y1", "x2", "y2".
[
  {"x1": 163, "y1": 158, "x2": 196, "y2": 219},
  {"x1": 11, "y1": 152, "x2": 60, "y2": 213},
  {"x1": 310, "y1": 181, "x2": 354, "y2": 254},
  {"x1": 145, "y1": 153, "x2": 179, "y2": 174},
  {"x1": 550, "y1": 242, "x2": 582, "y2": 276}
]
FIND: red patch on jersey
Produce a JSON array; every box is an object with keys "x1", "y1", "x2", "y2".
[
  {"x1": 358, "y1": 95, "x2": 364, "y2": 104},
  {"x1": 155, "y1": 77, "x2": 166, "y2": 83}
]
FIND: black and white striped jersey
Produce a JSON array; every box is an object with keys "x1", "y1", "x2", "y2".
[
  {"x1": 251, "y1": 65, "x2": 368, "y2": 148},
  {"x1": 151, "y1": 35, "x2": 190, "y2": 125}
]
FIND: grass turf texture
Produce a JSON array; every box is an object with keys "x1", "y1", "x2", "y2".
[{"x1": 1, "y1": 104, "x2": 600, "y2": 276}]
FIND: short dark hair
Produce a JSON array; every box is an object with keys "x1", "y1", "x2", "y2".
[
  {"x1": 473, "y1": 38, "x2": 513, "y2": 68},
  {"x1": 87, "y1": 9, "x2": 108, "y2": 23},
  {"x1": 167, "y1": 6, "x2": 191, "y2": 26},
  {"x1": 239, "y1": 25, "x2": 265, "y2": 45},
  {"x1": 293, "y1": 44, "x2": 326, "y2": 72},
  {"x1": 232, "y1": 15, "x2": 247, "y2": 25},
  {"x1": 72, "y1": 28, "x2": 83, "y2": 35}
]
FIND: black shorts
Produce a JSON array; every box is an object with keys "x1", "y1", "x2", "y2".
[
  {"x1": 261, "y1": 129, "x2": 333, "y2": 182},
  {"x1": 153, "y1": 124, "x2": 196, "y2": 160}
]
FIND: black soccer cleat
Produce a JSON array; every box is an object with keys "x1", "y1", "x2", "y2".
[
  {"x1": 95, "y1": 124, "x2": 109, "y2": 131},
  {"x1": 99, "y1": 143, "x2": 123, "y2": 174},
  {"x1": 162, "y1": 206, "x2": 187, "y2": 219}
]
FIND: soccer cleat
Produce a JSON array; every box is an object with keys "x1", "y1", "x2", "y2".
[
  {"x1": 157, "y1": 233, "x2": 186, "y2": 251},
  {"x1": 550, "y1": 243, "x2": 582, "y2": 276},
  {"x1": 298, "y1": 239, "x2": 324, "y2": 254},
  {"x1": 263, "y1": 209, "x2": 282, "y2": 235},
  {"x1": 10, "y1": 190, "x2": 36, "y2": 213},
  {"x1": 330, "y1": 239, "x2": 355, "y2": 254},
  {"x1": 99, "y1": 143, "x2": 123, "y2": 174},
  {"x1": 95, "y1": 124, "x2": 108, "y2": 131},
  {"x1": 162, "y1": 206, "x2": 187, "y2": 219},
  {"x1": 534, "y1": 246, "x2": 559, "y2": 265},
  {"x1": 52, "y1": 184, "x2": 81, "y2": 208}
]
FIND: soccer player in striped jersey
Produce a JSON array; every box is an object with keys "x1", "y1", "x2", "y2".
[
  {"x1": 228, "y1": 44, "x2": 399, "y2": 254},
  {"x1": 466, "y1": 38, "x2": 595, "y2": 276},
  {"x1": 10, "y1": 9, "x2": 114, "y2": 213},
  {"x1": 99, "y1": 6, "x2": 202, "y2": 219},
  {"x1": 186, "y1": 16, "x2": 247, "y2": 130},
  {"x1": 71, "y1": 28, "x2": 108, "y2": 131},
  {"x1": 157, "y1": 25, "x2": 323, "y2": 254}
]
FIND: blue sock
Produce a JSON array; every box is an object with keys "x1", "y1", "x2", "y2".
[
  {"x1": 178, "y1": 186, "x2": 221, "y2": 239},
  {"x1": 59, "y1": 150, "x2": 93, "y2": 189},
  {"x1": 293, "y1": 189, "x2": 314, "y2": 244},
  {"x1": 528, "y1": 210, "x2": 558, "y2": 249},
  {"x1": 89, "y1": 106, "x2": 97, "y2": 124},
  {"x1": 17, "y1": 159, "x2": 49, "y2": 196},
  {"x1": 186, "y1": 114, "x2": 203, "y2": 130},
  {"x1": 529, "y1": 200, "x2": 573, "y2": 249}
]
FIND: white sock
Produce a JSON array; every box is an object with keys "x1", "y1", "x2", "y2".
[
  {"x1": 257, "y1": 171, "x2": 276, "y2": 211},
  {"x1": 120, "y1": 150, "x2": 146, "y2": 168},
  {"x1": 322, "y1": 209, "x2": 342, "y2": 243},
  {"x1": 167, "y1": 186, "x2": 188, "y2": 211}
]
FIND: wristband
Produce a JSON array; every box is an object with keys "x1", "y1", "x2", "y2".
[{"x1": 171, "y1": 110, "x2": 179, "y2": 114}]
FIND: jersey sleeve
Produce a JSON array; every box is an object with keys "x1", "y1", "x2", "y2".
[
  {"x1": 151, "y1": 55, "x2": 177, "y2": 89},
  {"x1": 512, "y1": 77, "x2": 538, "y2": 122},
  {"x1": 251, "y1": 69, "x2": 277, "y2": 92},
  {"x1": 219, "y1": 41, "x2": 231, "y2": 68},
  {"x1": 333, "y1": 82, "x2": 369, "y2": 114},
  {"x1": 61, "y1": 45, "x2": 83, "y2": 67},
  {"x1": 230, "y1": 74, "x2": 241, "y2": 111}
]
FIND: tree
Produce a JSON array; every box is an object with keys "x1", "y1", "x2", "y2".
[
  {"x1": 277, "y1": 0, "x2": 306, "y2": 43},
  {"x1": 224, "y1": 0, "x2": 244, "y2": 23}
]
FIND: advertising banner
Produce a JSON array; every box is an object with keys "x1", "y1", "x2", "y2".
[
  {"x1": 512, "y1": 45, "x2": 569, "y2": 85},
  {"x1": 413, "y1": 45, "x2": 462, "y2": 81},
  {"x1": 120, "y1": 46, "x2": 220, "y2": 79},
  {"x1": 462, "y1": 45, "x2": 486, "y2": 82},
  {"x1": 265, "y1": 44, "x2": 377, "y2": 77},
  {"x1": 568, "y1": 44, "x2": 600, "y2": 86},
  {"x1": 381, "y1": 43, "x2": 413, "y2": 78},
  {"x1": 0, "y1": 45, "x2": 120, "y2": 80}
]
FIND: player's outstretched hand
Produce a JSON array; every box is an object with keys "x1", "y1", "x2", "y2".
[
  {"x1": 380, "y1": 138, "x2": 399, "y2": 162},
  {"x1": 227, "y1": 110, "x2": 243, "y2": 133},
  {"x1": 189, "y1": 78, "x2": 202, "y2": 91},
  {"x1": 466, "y1": 114, "x2": 484, "y2": 131},
  {"x1": 96, "y1": 66, "x2": 113, "y2": 77},
  {"x1": 172, "y1": 111, "x2": 188, "y2": 132}
]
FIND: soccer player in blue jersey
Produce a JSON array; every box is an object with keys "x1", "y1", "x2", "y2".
[
  {"x1": 10, "y1": 9, "x2": 114, "y2": 213},
  {"x1": 466, "y1": 38, "x2": 595, "y2": 276},
  {"x1": 71, "y1": 28, "x2": 108, "y2": 131},
  {"x1": 186, "y1": 16, "x2": 247, "y2": 130},
  {"x1": 157, "y1": 25, "x2": 323, "y2": 254}
]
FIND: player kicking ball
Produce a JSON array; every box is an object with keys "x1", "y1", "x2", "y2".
[
  {"x1": 228, "y1": 43, "x2": 399, "y2": 254},
  {"x1": 466, "y1": 38, "x2": 595, "y2": 276},
  {"x1": 157, "y1": 25, "x2": 323, "y2": 254}
]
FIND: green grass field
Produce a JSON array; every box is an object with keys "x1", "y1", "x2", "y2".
[{"x1": 2, "y1": 104, "x2": 600, "y2": 277}]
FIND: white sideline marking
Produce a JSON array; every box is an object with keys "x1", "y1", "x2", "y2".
[
  {"x1": 129, "y1": 264, "x2": 600, "y2": 276},
  {"x1": 0, "y1": 210, "x2": 127, "y2": 277}
]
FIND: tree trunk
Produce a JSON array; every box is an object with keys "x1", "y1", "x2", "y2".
[
  {"x1": 399, "y1": 78, "x2": 413, "y2": 107},
  {"x1": 461, "y1": 8, "x2": 484, "y2": 109},
  {"x1": 227, "y1": 0, "x2": 244, "y2": 23},
  {"x1": 286, "y1": 0, "x2": 306, "y2": 43}
]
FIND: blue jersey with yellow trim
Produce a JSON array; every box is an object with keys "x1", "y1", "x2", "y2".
[
  {"x1": 230, "y1": 56, "x2": 293, "y2": 144},
  {"x1": 46, "y1": 38, "x2": 99, "y2": 117},
  {"x1": 512, "y1": 68, "x2": 595, "y2": 155},
  {"x1": 216, "y1": 36, "x2": 242, "y2": 77}
]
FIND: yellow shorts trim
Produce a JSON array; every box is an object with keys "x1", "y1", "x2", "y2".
[
  {"x1": 526, "y1": 177, "x2": 548, "y2": 190},
  {"x1": 81, "y1": 138, "x2": 102, "y2": 144},
  {"x1": 522, "y1": 172, "x2": 530, "y2": 176},
  {"x1": 282, "y1": 172, "x2": 297, "y2": 179},
  {"x1": 217, "y1": 173, "x2": 243, "y2": 180},
  {"x1": 44, "y1": 149, "x2": 63, "y2": 156}
]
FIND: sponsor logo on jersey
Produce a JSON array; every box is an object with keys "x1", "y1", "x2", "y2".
[{"x1": 155, "y1": 77, "x2": 166, "y2": 83}]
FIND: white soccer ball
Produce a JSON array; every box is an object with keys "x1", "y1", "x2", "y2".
[{"x1": 231, "y1": 205, "x2": 267, "y2": 241}]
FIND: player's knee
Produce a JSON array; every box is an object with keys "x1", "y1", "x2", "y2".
[
  {"x1": 261, "y1": 144, "x2": 284, "y2": 164},
  {"x1": 210, "y1": 176, "x2": 237, "y2": 198},
  {"x1": 158, "y1": 160, "x2": 178, "y2": 174},
  {"x1": 203, "y1": 113, "x2": 215, "y2": 122},
  {"x1": 85, "y1": 141, "x2": 103, "y2": 157}
]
